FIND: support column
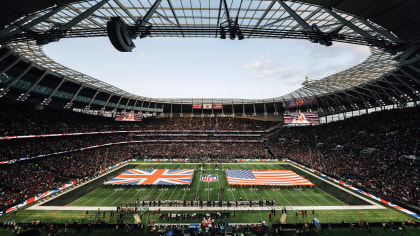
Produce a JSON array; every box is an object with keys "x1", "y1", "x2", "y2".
[
  {"x1": 0, "y1": 57, "x2": 21, "y2": 74},
  {"x1": 0, "y1": 64, "x2": 32, "y2": 97},
  {"x1": 41, "y1": 77, "x2": 66, "y2": 106},
  {"x1": 112, "y1": 96, "x2": 123, "y2": 113},
  {"x1": 100, "y1": 93, "x2": 113, "y2": 111},
  {"x1": 17, "y1": 69, "x2": 49, "y2": 101},
  {"x1": 132, "y1": 99, "x2": 138, "y2": 112},
  {"x1": 85, "y1": 89, "x2": 101, "y2": 110},
  {"x1": 123, "y1": 98, "x2": 131, "y2": 112},
  {"x1": 0, "y1": 51, "x2": 12, "y2": 62},
  {"x1": 65, "y1": 84, "x2": 84, "y2": 109},
  {"x1": 263, "y1": 103, "x2": 267, "y2": 116}
]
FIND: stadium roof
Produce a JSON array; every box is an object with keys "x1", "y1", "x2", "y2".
[{"x1": 0, "y1": 0, "x2": 419, "y2": 113}]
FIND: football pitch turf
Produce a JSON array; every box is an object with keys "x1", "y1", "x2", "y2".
[
  {"x1": 69, "y1": 163, "x2": 345, "y2": 206},
  {"x1": 1, "y1": 162, "x2": 419, "y2": 225}
]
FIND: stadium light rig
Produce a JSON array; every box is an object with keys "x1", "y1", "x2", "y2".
[{"x1": 219, "y1": 17, "x2": 244, "y2": 40}]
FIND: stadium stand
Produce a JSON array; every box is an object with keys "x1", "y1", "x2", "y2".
[
  {"x1": 1, "y1": 101, "x2": 418, "y2": 213},
  {"x1": 268, "y1": 106, "x2": 420, "y2": 207},
  {"x1": 0, "y1": 147, "x2": 132, "y2": 211}
]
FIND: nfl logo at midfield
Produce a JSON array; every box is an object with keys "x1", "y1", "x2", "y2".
[{"x1": 201, "y1": 174, "x2": 218, "y2": 182}]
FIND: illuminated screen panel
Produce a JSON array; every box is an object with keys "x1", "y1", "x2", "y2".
[
  {"x1": 115, "y1": 112, "x2": 142, "y2": 122},
  {"x1": 283, "y1": 112, "x2": 319, "y2": 124}
]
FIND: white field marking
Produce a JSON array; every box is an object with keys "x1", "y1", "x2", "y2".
[
  {"x1": 240, "y1": 187, "x2": 250, "y2": 201},
  {"x1": 28, "y1": 204, "x2": 385, "y2": 212},
  {"x1": 155, "y1": 186, "x2": 168, "y2": 200},
  {"x1": 311, "y1": 185, "x2": 346, "y2": 205},
  {"x1": 195, "y1": 169, "x2": 202, "y2": 200},
  {"x1": 96, "y1": 188, "x2": 123, "y2": 206},
  {"x1": 168, "y1": 185, "x2": 178, "y2": 200},
  {"x1": 290, "y1": 186, "x2": 319, "y2": 206},
  {"x1": 271, "y1": 188, "x2": 294, "y2": 206},
  {"x1": 290, "y1": 163, "x2": 384, "y2": 207},
  {"x1": 207, "y1": 166, "x2": 213, "y2": 201},
  {"x1": 69, "y1": 187, "x2": 105, "y2": 206},
  {"x1": 216, "y1": 169, "x2": 223, "y2": 201},
  {"x1": 182, "y1": 188, "x2": 191, "y2": 201},
  {"x1": 126, "y1": 187, "x2": 142, "y2": 204},
  {"x1": 111, "y1": 185, "x2": 136, "y2": 206}
]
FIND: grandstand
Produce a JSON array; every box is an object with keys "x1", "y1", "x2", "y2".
[{"x1": 0, "y1": 0, "x2": 419, "y2": 235}]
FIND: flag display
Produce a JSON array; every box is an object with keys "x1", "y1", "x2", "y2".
[
  {"x1": 212, "y1": 104, "x2": 223, "y2": 109},
  {"x1": 193, "y1": 104, "x2": 202, "y2": 109},
  {"x1": 225, "y1": 170, "x2": 314, "y2": 186},
  {"x1": 203, "y1": 104, "x2": 212, "y2": 109},
  {"x1": 200, "y1": 174, "x2": 218, "y2": 182},
  {"x1": 104, "y1": 169, "x2": 194, "y2": 185}
]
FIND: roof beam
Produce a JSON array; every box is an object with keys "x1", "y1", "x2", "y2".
[
  {"x1": 254, "y1": 0, "x2": 276, "y2": 29},
  {"x1": 1, "y1": 6, "x2": 65, "y2": 36},
  {"x1": 262, "y1": 16, "x2": 292, "y2": 28},
  {"x1": 276, "y1": 0, "x2": 311, "y2": 31},
  {"x1": 167, "y1": 0, "x2": 184, "y2": 37},
  {"x1": 141, "y1": 0, "x2": 163, "y2": 24},
  {"x1": 323, "y1": 8, "x2": 372, "y2": 39},
  {"x1": 62, "y1": 0, "x2": 109, "y2": 30},
  {"x1": 114, "y1": 0, "x2": 137, "y2": 22},
  {"x1": 359, "y1": 18, "x2": 400, "y2": 43}
]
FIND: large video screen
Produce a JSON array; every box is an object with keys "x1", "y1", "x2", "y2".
[
  {"x1": 283, "y1": 112, "x2": 319, "y2": 124},
  {"x1": 115, "y1": 112, "x2": 142, "y2": 122},
  {"x1": 282, "y1": 98, "x2": 316, "y2": 108}
]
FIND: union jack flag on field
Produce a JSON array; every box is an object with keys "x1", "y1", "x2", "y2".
[
  {"x1": 225, "y1": 170, "x2": 314, "y2": 186},
  {"x1": 104, "y1": 169, "x2": 194, "y2": 185}
]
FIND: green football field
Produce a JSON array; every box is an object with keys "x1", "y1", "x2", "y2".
[
  {"x1": 1, "y1": 162, "x2": 419, "y2": 225},
  {"x1": 69, "y1": 163, "x2": 345, "y2": 206}
]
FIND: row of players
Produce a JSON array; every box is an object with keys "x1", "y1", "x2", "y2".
[{"x1": 116, "y1": 199, "x2": 276, "y2": 208}]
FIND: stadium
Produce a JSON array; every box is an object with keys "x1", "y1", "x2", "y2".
[{"x1": 0, "y1": 0, "x2": 419, "y2": 235}]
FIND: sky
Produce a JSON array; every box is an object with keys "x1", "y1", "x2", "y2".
[{"x1": 43, "y1": 37, "x2": 371, "y2": 99}]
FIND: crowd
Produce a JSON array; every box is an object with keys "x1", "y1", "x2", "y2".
[
  {"x1": 0, "y1": 134, "x2": 131, "y2": 161},
  {"x1": 130, "y1": 143, "x2": 270, "y2": 159},
  {"x1": 0, "y1": 101, "x2": 273, "y2": 136},
  {"x1": 1, "y1": 98, "x2": 419, "y2": 211},
  {"x1": 0, "y1": 147, "x2": 132, "y2": 211},
  {"x1": 268, "y1": 106, "x2": 420, "y2": 206}
]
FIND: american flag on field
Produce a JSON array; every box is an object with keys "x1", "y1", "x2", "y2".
[
  {"x1": 104, "y1": 169, "x2": 194, "y2": 185},
  {"x1": 225, "y1": 170, "x2": 314, "y2": 186},
  {"x1": 201, "y1": 174, "x2": 218, "y2": 182}
]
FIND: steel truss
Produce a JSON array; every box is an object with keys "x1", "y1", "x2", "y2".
[{"x1": 0, "y1": 0, "x2": 417, "y2": 110}]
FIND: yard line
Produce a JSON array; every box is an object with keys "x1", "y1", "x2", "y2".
[
  {"x1": 195, "y1": 168, "x2": 202, "y2": 201},
  {"x1": 96, "y1": 188, "x2": 124, "y2": 206},
  {"x1": 168, "y1": 185, "x2": 178, "y2": 200},
  {"x1": 68, "y1": 187, "x2": 104, "y2": 206},
  {"x1": 110, "y1": 186, "x2": 135, "y2": 206}
]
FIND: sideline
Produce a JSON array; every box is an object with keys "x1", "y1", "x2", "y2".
[
  {"x1": 289, "y1": 163, "x2": 385, "y2": 208},
  {"x1": 27, "y1": 205, "x2": 384, "y2": 211}
]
